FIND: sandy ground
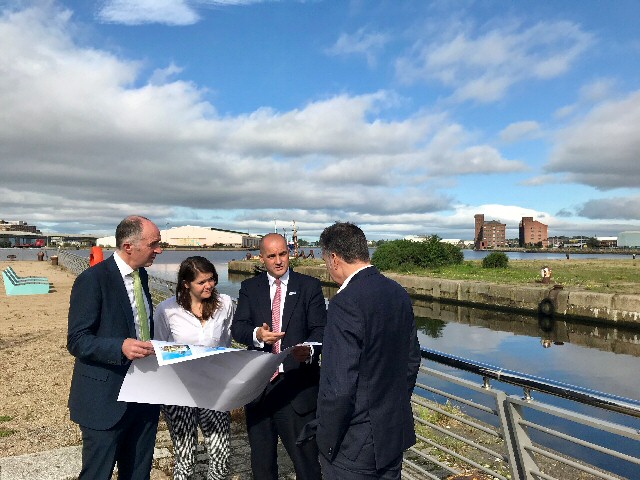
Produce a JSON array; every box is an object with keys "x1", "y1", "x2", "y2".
[{"x1": 0, "y1": 261, "x2": 81, "y2": 456}]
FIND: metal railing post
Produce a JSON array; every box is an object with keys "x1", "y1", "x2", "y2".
[
  {"x1": 503, "y1": 396, "x2": 539, "y2": 480},
  {"x1": 494, "y1": 390, "x2": 529, "y2": 480}
]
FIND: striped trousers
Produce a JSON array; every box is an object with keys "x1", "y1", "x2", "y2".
[{"x1": 162, "y1": 405, "x2": 230, "y2": 480}]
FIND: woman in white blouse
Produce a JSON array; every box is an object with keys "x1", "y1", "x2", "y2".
[{"x1": 155, "y1": 256, "x2": 235, "y2": 480}]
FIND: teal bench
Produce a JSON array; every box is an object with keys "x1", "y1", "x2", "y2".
[
  {"x1": 4, "y1": 266, "x2": 49, "y2": 283},
  {"x1": 2, "y1": 267, "x2": 50, "y2": 295}
]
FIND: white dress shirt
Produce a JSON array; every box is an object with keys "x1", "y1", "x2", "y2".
[
  {"x1": 113, "y1": 251, "x2": 150, "y2": 341},
  {"x1": 252, "y1": 269, "x2": 289, "y2": 347},
  {"x1": 252, "y1": 269, "x2": 313, "y2": 369},
  {"x1": 154, "y1": 294, "x2": 235, "y2": 347}
]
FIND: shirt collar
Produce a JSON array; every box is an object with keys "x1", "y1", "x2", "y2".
[
  {"x1": 267, "y1": 268, "x2": 289, "y2": 287},
  {"x1": 337, "y1": 264, "x2": 372, "y2": 293},
  {"x1": 113, "y1": 251, "x2": 135, "y2": 278}
]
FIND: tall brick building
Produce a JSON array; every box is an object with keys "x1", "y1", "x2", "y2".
[
  {"x1": 519, "y1": 217, "x2": 548, "y2": 247},
  {"x1": 474, "y1": 214, "x2": 506, "y2": 249}
]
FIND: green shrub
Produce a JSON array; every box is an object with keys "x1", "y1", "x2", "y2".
[
  {"x1": 372, "y1": 236, "x2": 464, "y2": 272},
  {"x1": 482, "y1": 251, "x2": 509, "y2": 268}
]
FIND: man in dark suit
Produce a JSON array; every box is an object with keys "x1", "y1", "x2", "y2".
[
  {"x1": 314, "y1": 222, "x2": 421, "y2": 479},
  {"x1": 67, "y1": 215, "x2": 163, "y2": 480},
  {"x1": 232, "y1": 233, "x2": 326, "y2": 479}
]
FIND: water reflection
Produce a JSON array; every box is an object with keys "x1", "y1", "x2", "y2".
[
  {"x1": 412, "y1": 299, "x2": 640, "y2": 357},
  {"x1": 538, "y1": 314, "x2": 567, "y2": 348},
  {"x1": 414, "y1": 317, "x2": 446, "y2": 339}
]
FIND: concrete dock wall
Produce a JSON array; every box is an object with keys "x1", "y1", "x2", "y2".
[{"x1": 228, "y1": 261, "x2": 640, "y2": 326}]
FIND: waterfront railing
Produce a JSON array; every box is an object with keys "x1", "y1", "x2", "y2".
[
  {"x1": 57, "y1": 252, "x2": 640, "y2": 479},
  {"x1": 57, "y1": 250, "x2": 177, "y2": 306},
  {"x1": 406, "y1": 349, "x2": 640, "y2": 479}
]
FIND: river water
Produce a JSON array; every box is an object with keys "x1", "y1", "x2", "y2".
[{"x1": 5, "y1": 247, "x2": 639, "y2": 476}]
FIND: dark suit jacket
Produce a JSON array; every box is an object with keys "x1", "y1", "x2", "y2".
[
  {"x1": 67, "y1": 255, "x2": 156, "y2": 430},
  {"x1": 231, "y1": 269, "x2": 326, "y2": 414},
  {"x1": 315, "y1": 266, "x2": 421, "y2": 470}
]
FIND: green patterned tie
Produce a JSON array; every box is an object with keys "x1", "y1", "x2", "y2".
[{"x1": 132, "y1": 270, "x2": 150, "y2": 341}]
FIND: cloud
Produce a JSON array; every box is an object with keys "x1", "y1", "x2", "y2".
[
  {"x1": 96, "y1": 0, "x2": 271, "y2": 25},
  {"x1": 396, "y1": 19, "x2": 593, "y2": 103},
  {"x1": 325, "y1": 27, "x2": 390, "y2": 67},
  {"x1": 546, "y1": 90, "x2": 640, "y2": 189},
  {"x1": 97, "y1": 0, "x2": 200, "y2": 26},
  {"x1": 555, "y1": 208, "x2": 574, "y2": 218},
  {"x1": 0, "y1": 3, "x2": 525, "y2": 235},
  {"x1": 578, "y1": 196, "x2": 640, "y2": 220},
  {"x1": 499, "y1": 121, "x2": 542, "y2": 143},
  {"x1": 554, "y1": 78, "x2": 616, "y2": 120},
  {"x1": 520, "y1": 174, "x2": 564, "y2": 186},
  {"x1": 149, "y1": 63, "x2": 184, "y2": 85},
  {"x1": 579, "y1": 78, "x2": 616, "y2": 103},
  {"x1": 422, "y1": 125, "x2": 527, "y2": 175}
]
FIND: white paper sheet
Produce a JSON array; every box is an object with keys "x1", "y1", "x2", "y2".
[{"x1": 118, "y1": 344, "x2": 294, "y2": 411}]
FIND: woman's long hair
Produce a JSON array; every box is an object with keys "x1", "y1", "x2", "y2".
[{"x1": 176, "y1": 256, "x2": 220, "y2": 320}]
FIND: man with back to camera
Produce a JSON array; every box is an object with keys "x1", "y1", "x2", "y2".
[
  {"x1": 67, "y1": 215, "x2": 163, "y2": 480},
  {"x1": 312, "y1": 222, "x2": 421, "y2": 479},
  {"x1": 231, "y1": 233, "x2": 326, "y2": 479}
]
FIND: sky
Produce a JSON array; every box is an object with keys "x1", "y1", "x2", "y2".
[{"x1": 1, "y1": 0, "x2": 640, "y2": 241}]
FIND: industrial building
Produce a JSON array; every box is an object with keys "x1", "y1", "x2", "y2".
[
  {"x1": 519, "y1": 217, "x2": 549, "y2": 247},
  {"x1": 617, "y1": 231, "x2": 640, "y2": 248},
  {"x1": 97, "y1": 225, "x2": 261, "y2": 248},
  {"x1": 474, "y1": 214, "x2": 506, "y2": 249},
  {"x1": 0, "y1": 220, "x2": 40, "y2": 233},
  {"x1": 0, "y1": 220, "x2": 98, "y2": 247}
]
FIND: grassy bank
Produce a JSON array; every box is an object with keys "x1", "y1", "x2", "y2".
[
  {"x1": 405, "y1": 258, "x2": 640, "y2": 294},
  {"x1": 294, "y1": 257, "x2": 640, "y2": 295}
]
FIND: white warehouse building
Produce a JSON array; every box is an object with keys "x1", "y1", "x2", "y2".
[
  {"x1": 617, "y1": 231, "x2": 640, "y2": 248},
  {"x1": 97, "y1": 225, "x2": 260, "y2": 248},
  {"x1": 162, "y1": 225, "x2": 248, "y2": 247}
]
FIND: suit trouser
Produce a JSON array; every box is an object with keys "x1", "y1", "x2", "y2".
[
  {"x1": 245, "y1": 376, "x2": 322, "y2": 480},
  {"x1": 318, "y1": 431, "x2": 403, "y2": 480},
  {"x1": 162, "y1": 404, "x2": 230, "y2": 480},
  {"x1": 319, "y1": 452, "x2": 403, "y2": 480},
  {"x1": 78, "y1": 402, "x2": 159, "y2": 480}
]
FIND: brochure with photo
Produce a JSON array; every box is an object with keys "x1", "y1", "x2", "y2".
[{"x1": 152, "y1": 340, "x2": 241, "y2": 366}]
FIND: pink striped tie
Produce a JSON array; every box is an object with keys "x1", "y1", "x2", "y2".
[{"x1": 271, "y1": 278, "x2": 282, "y2": 381}]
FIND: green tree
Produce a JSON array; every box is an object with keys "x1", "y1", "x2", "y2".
[
  {"x1": 371, "y1": 236, "x2": 464, "y2": 272},
  {"x1": 482, "y1": 251, "x2": 509, "y2": 268},
  {"x1": 586, "y1": 237, "x2": 601, "y2": 248}
]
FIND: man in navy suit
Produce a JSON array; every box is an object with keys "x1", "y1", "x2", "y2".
[
  {"x1": 232, "y1": 233, "x2": 326, "y2": 480},
  {"x1": 315, "y1": 222, "x2": 421, "y2": 479},
  {"x1": 67, "y1": 215, "x2": 163, "y2": 480}
]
